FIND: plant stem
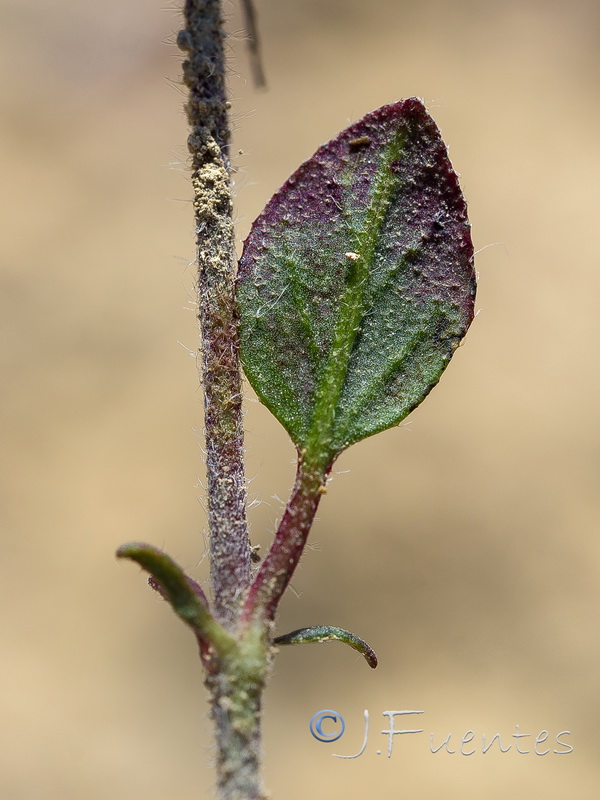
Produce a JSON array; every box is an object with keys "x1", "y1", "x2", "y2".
[
  {"x1": 205, "y1": 623, "x2": 269, "y2": 800},
  {"x1": 243, "y1": 455, "x2": 331, "y2": 622},
  {"x1": 240, "y1": 0, "x2": 266, "y2": 88},
  {"x1": 179, "y1": 0, "x2": 251, "y2": 628},
  {"x1": 178, "y1": 4, "x2": 269, "y2": 798}
]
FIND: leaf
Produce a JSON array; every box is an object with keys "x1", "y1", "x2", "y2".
[
  {"x1": 274, "y1": 625, "x2": 378, "y2": 668},
  {"x1": 116, "y1": 542, "x2": 234, "y2": 653},
  {"x1": 237, "y1": 99, "x2": 475, "y2": 469}
]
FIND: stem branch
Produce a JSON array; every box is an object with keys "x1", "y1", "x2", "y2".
[{"x1": 243, "y1": 455, "x2": 331, "y2": 622}]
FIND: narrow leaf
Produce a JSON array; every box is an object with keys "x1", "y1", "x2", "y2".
[
  {"x1": 237, "y1": 99, "x2": 475, "y2": 468},
  {"x1": 274, "y1": 625, "x2": 378, "y2": 668},
  {"x1": 116, "y1": 542, "x2": 232, "y2": 652}
]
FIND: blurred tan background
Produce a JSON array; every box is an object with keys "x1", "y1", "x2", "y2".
[{"x1": 2, "y1": 0, "x2": 600, "y2": 797}]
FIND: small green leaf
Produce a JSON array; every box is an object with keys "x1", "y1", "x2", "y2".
[
  {"x1": 274, "y1": 625, "x2": 378, "y2": 668},
  {"x1": 116, "y1": 542, "x2": 233, "y2": 653},
  {"x1": 237, "y1": 99, "x2": 475, "y2": 468}
]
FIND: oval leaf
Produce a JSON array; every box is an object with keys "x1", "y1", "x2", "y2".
[{"x1": 237, "y1": 99, "x2": 475, "y2": 468}]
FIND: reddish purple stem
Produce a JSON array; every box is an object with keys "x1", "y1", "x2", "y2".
[{"x1": 242, "y1": 456, "x2": 331, "y2": 622}]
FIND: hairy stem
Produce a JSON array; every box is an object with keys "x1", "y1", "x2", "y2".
[
  {"x1": 179, "y1": 0, "x2": 251, "y2": 627},
  {"x1": 178, "y1": 5, "x2": 269, "y2": 799},
  {"x1": 206, "y1": 624, "x2": 269, "y2": 800},
  {"x1": 243, "y1": 456, "x2": 331, "y2": 622}
]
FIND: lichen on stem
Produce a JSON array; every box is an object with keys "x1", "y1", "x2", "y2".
[
  {"x1": 176, "y1": 4, "x2": 271, "y2": 799},
  {"x1": 179, "y1": 0, "x2": 252, "y2": 628}
]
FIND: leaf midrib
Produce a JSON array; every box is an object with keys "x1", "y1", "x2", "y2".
[{"x1": 303, "y1": 129, "x2": 406, "y2": 468}]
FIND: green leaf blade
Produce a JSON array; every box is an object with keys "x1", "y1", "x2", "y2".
[
  {"x1": 237, "y1": 99, "x2": 475, "y2": 465},
  {"x1": 274, "y1": 625, "x2": 378, "y2": 669}
]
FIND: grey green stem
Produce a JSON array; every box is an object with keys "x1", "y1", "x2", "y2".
[
  {"x1": 179, "y1": 0, "x2": 252, "y2": 627},
  {"x1": 180, "y1": 4, "x2": 267, "y2": 799}
]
